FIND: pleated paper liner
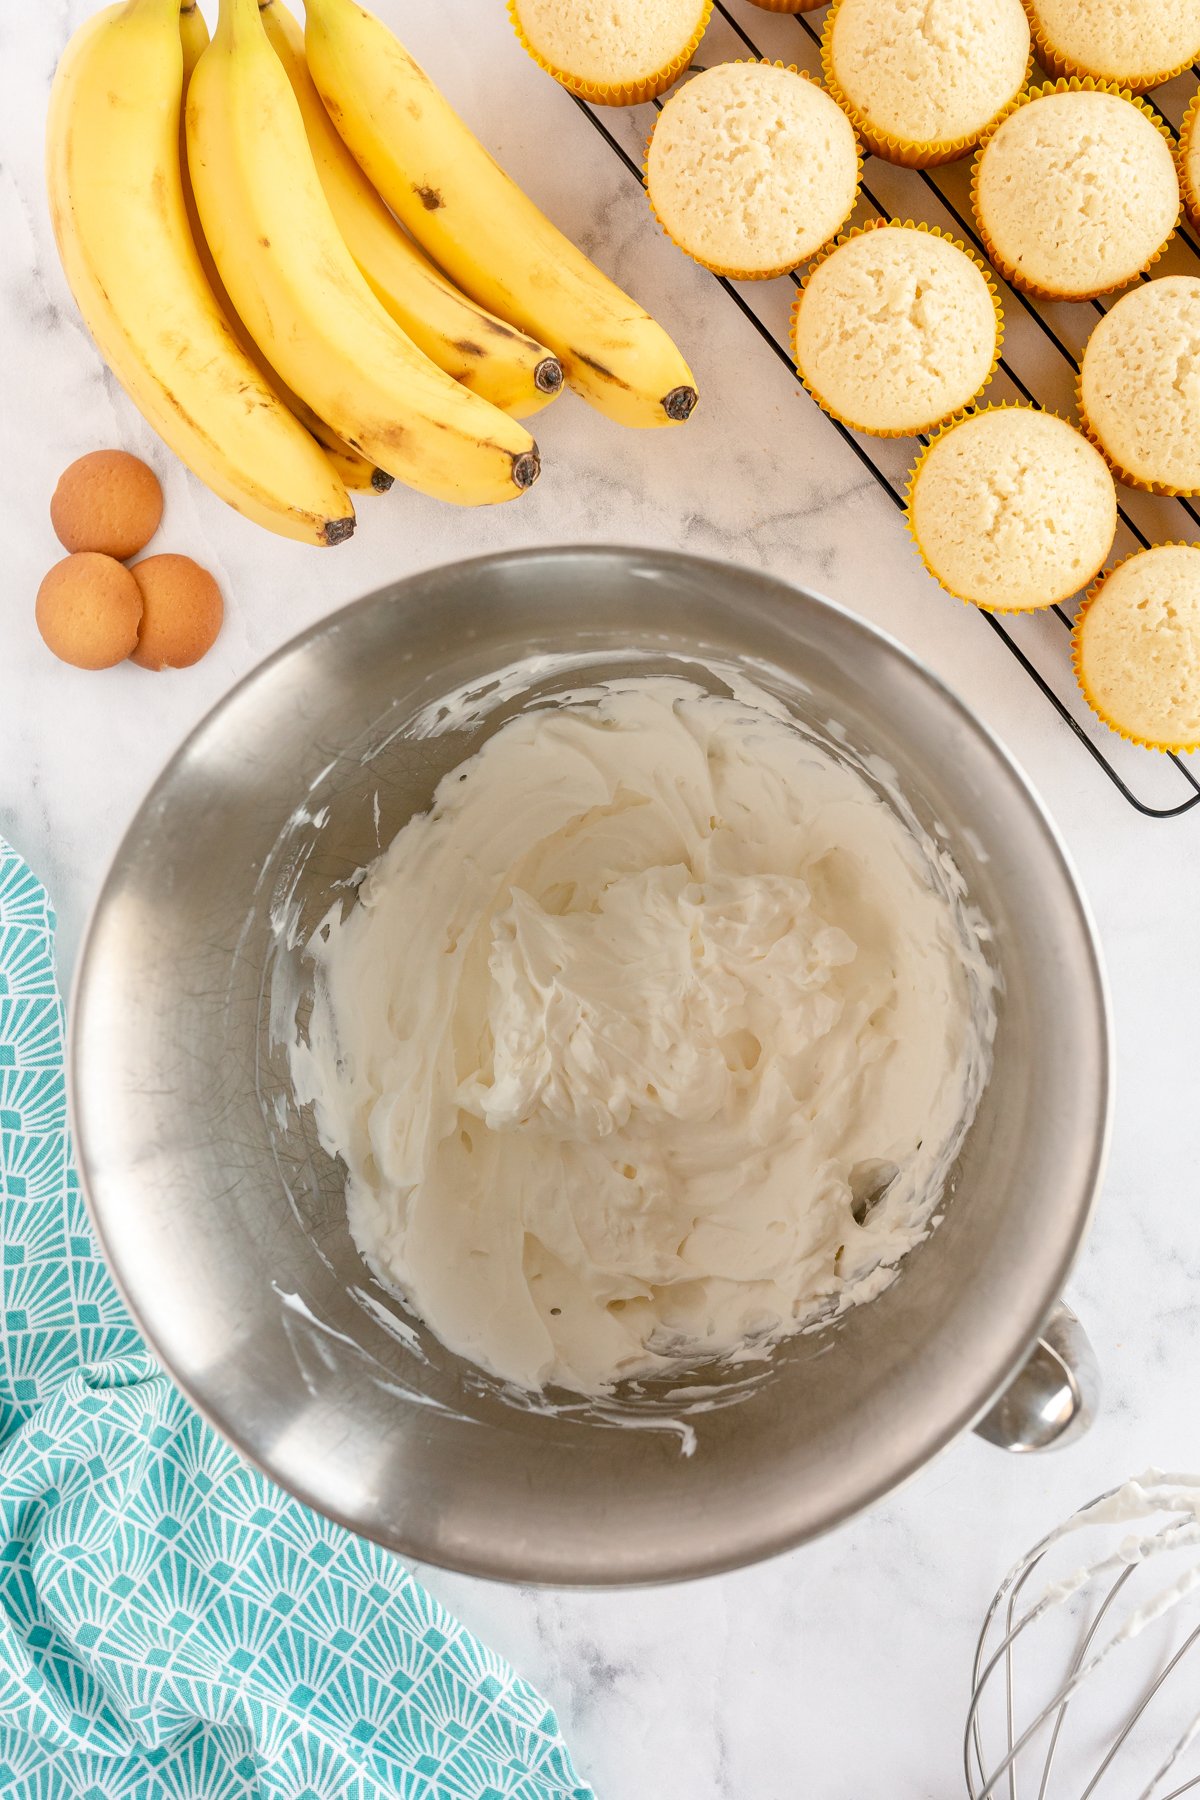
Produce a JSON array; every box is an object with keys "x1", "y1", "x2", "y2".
[
  {"x1": 970, "y1": 77, "x2": 1180, "y2": 301},
  {"x1": 789, "y1": 219, "x2": 1004, "y2": 439},
  {"x1": 904, "y1": 402, "x2": 1116, "y2": 614},
  {"x1": 1072, "y1": 546, "x2": 1200, "y2": 753},
  {"x1": 507, "y1": 0, "x2": 712, "y2": 107},
  {"x1": 1075, "y1": 360, "x2": 1200, "y2": 499},
  {"x1": 1178, "y1": 86, "x2": 1200, "y2": 233},
  {"x1": 1021, "y1": 0, "x2": 1200, "y2": 96},
  {"x1": 644, "y1": 61, "x2": 863, "y2": 281},
  {"x1": 820, "y1": 3, "x2": 1034, "y2": 168}
]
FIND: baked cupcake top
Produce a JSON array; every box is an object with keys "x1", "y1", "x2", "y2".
[
  {"x1": 907, "y1": 407, "x2": 1117, "y2": 610},
  {"x1": 646, "y1": 62, "x2": 860, "y2": 278},
  {"x1": 792, "y1": 222, "x2": 1001, "y2": 436},
  {"x1": 1181, "y1": 95, "x2": 1200, "y2": 226},
  {"x1": 973, "y1": 85, "x2": 1179, "y2": 299},
  {"x1": 510, "y1": 0, "x2": 710, "y2": 99},
  {"x1": 1079, "y1": 276, "x2": 1200, "y2": 495},
  {"x1": 1025, "y1": 0, "x2": 1200, "y2": 92},
  {"x1": 1074, "y1": 544, "x2": 1200, "y2": 750},
  {"x1": 824, "y1": 0, "x2": 1031, "y2": 160}
]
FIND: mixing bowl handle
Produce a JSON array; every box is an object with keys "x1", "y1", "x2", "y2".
[{"x1": 972, "y1": 1304, "x2": 1100, "y2": 1453}]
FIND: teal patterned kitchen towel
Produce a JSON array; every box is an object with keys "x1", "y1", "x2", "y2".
[{"x1": 0, "y1": 837, "x2": 592, "y2": 1800}]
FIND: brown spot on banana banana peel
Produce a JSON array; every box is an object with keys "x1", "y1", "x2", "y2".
[
  {"x1": 370, "y1": 423, "x2": 408, "y2": 450},
  {"x1": 453, "y1": 338, "x2": 485, "y2": 358},
  {"x1": 473, "y1": 311, "x2": 543, "y2": 348},
  {"x1": 414, "y1": 185, "x2": 444, "y2": 210},
  {"x1": 571, "y1": 350, "x2": 618, "y2": 379}
]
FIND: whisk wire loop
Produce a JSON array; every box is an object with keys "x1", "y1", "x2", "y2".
[{"x1": 967, "y1": 1475, "x2": 1200, "y2": 1800}]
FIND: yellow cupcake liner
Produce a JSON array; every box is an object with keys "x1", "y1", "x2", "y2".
[
  {"x1": 1021, "y1": 1, "x2": 1200, "y2": 96},
  {"x1": 789, "y1": 219, "x2": 1005, "y2": 439},
  {"x1": 821, "y1": 3, "x2": 1035, "y2": 168},
  {"x1": 1072, "y1": 544, "x2": 1200, "y2": 753},
  {"x1": 1075, "y1": 361, "x2": 1200, "y2": 499},
  {"x1": 644, "y1": 61, "x2": 864, "y2": 281},
  {"x1": 1178, "y1": 86, "x2": 1200, "y2": 232},
  {"x1": 904, "y1": 401, "x2": 1114, "y2": 614},
  {"x1": 507, "y1": 0, "x2": 712, "y2": 107},
  {"x1": 970, "y1": 77, "x2": 1180, "y2": 301}
]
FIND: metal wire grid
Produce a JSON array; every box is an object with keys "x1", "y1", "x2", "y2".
[{"x1": 568, "y1": 0, "x2": 1200, "y2": 820}]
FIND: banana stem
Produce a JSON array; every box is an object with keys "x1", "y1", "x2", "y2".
[
  {"x1": 216, "y1": 0, "x2": 266, "y2": 45},
  {"x1": 122, "y1": 0, "x2": 189, "y2": 20}
]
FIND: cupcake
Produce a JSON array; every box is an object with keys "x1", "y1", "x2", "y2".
[
  {"x1": 1023, "y1": 0, "x2": 1200, "y2": 94},
  {"x1": 1078, "y1": 276, "x2": 1200, "y2": 496},
  {"x1": 972, "y1": 81, "x2": 1179, "y2": 301},
  {"x1": 508, "y1": 0, "x2": 712, "y2": 105},
  {"x1": 1180, "y1": 88, "x2": 1200, "y2": 231},
  {"x1": 645, "y1": 62, "x2": 861, "y2": 279},
  {"x1": 791, "y1": 221, "x2": 1003, "y2": 438},
  {"x1": 906, "y1": 406, "x2": 1117, "y2": 611},
  {"x1": 1073, "y1": 545, "x2": 1200, "y2": 751},
  {"x1": 822, "y1": 0, "x2": 1032, "y2": 167}
]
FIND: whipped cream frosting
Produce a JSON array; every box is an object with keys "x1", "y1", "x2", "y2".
[{"x1": 291, "y1": 675, "x2": 994, "y2": 1397}]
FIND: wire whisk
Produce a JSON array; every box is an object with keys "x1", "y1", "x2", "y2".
[{"x1": 967, "y1": 1472, "x2": 1200, "y2": 1799}]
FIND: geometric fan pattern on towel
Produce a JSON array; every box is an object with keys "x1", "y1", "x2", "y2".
[{"x1": 0, "y1": 838, "x2": 592, "y2": 1800}]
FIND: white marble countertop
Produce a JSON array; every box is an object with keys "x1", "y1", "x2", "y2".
[{"x1": 5, "y1": 1, "x2": 1200, "y2": 1793}]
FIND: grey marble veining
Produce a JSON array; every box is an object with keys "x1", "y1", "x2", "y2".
[{"x1": 4, "y1": 1, "x2": 1200, "y2": 1794}]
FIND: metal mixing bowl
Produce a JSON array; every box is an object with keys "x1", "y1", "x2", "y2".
[{"x1": 70, "y1": 547, "x2": 1110, "y2": 1584}]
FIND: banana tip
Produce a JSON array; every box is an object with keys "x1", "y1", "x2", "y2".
[
  {"x1": 513, "y1": 448, "x2": 541, "y2": 491},
  {"x1": 371, "y1": 470, "x2": 395, "y2": 494},
  {"x1": 664, "y1": 386, "x2": 698, "y2": 423},
  {"x1": 323, "y1": 516, "x2": 357, "y2": 546},
  {"x1": 535, "y1": 357, "x2": 565, "y2": 396}
]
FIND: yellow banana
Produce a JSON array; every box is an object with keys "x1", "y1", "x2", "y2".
[
  {"x1": 284, "y1": 408, "x2": 394, "y2": 495},
  {"x1": 46, "y1": 0, "x2": 356, "y2": 546},
  {"x1": 186, "y1": 0, "x2": 540, "y2": 506},
  {"x1": 259, "y1": 0, "x2": 563, "y2": 420},
  {"x1": 304, "y1": 0, "x2": 698, "y2": 429},
  {"x1": 178, "y1": 1, "x2": 391, "y2": 496}
]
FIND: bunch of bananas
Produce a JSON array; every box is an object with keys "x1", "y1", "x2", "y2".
[{"x1": 46, "y1": 0, "x2": 698, "y2": 545}]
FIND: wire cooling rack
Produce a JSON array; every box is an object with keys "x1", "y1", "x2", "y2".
[{"x1": 569, "y1": 0, "x2": 1200, "y2": 820}]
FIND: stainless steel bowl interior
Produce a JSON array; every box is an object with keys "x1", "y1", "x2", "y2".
[{"x1": 69, "y1": 548, "x2": 1110, "y2": 1584}]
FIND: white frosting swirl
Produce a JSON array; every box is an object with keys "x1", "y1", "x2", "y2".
[{"x1": 292, "y1": 677, "x2": 994, "y2": 1396}]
